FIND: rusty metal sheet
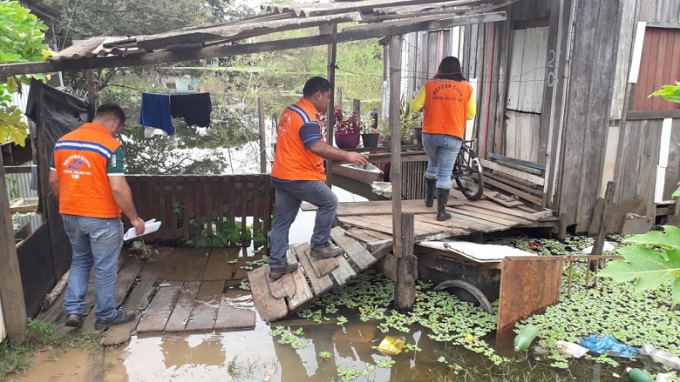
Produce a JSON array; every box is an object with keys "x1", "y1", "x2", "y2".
[{"x1": 496, "y1": 256, "x2": 562, "y2": 347}]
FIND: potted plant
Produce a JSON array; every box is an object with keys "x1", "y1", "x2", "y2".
[
  {"x1": 332, "y1": 107, "x2": 363, "y2": 149},
  {"x1": 400, "y1": 98, "x2": 421, "y2": 145},
  {"x1": 361, "y1": 124, "x2": 380, "y2": 148}
]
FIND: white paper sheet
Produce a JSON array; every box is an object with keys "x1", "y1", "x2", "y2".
[{"x1": 123, "y1": 218, "x2": 162, "y2": 241}]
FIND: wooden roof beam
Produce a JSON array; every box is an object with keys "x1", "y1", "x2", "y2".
[{"x1": 0, "y1": 11, "x2": 505, "y2": 76}]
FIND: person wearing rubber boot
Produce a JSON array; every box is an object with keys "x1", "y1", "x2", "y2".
[
  {"x1": 410, "y1": 57, "x2": 476, "y2": 221},
  {"x1": 268, "y1": 76, "x2": 369, "y2": 280},
  {"x1": 49, "y1": 104, "x2": 145, "y2": 330}
]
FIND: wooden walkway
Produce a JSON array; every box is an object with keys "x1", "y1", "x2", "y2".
[
  {"x1": 39, "y1": 247, "x2": 258, "y2": 345},
  {"x1": 249, "y1": 190, "x2": 556, "y2": 322}
]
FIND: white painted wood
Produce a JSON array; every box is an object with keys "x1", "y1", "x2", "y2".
[
  {"x1": 533, "y1": 29, "x2": 548, "y2": 113},
  {"x1": 507, "y1": 27, "x2": 549, "y2": 113},
  {"x1": 466, "y1": 78, "x2": 478, "y2": 141},
  {"x1": 659, "y1": 118, "x2": 672, "y2": 167},
  {"x1": 600, "y1": 125, "x2": 620, "y2": 198},
  {"x1": 628, "y1": 22, "x2": 647, "y2": 83},
  {"x1": 480, "y1": 158, "x2": 545, "y2": 186},
  {"x1": 504, "y1": 111, "x2": 540, "y2": 163},
  {"x1": 655, "y1": 118, "x2": 674, "y2": 203},
  {"x1": 518, "y1": 29, "x2": 536, "y2": 112},
  {"x1": 505, "y1": 110, "x2": 518, "y2": 159},
  {"x1": 506, "y1": 29, "x2": 525, "y2": 110},
  {"x1": 0, "y1": 294, "x2": 6, "y2": 341},
  {"x1": 655, "y1": 165, "x2": 669, "y2": 203}
]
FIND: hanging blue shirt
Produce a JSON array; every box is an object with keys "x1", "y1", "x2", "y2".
[{"x1": 139, "y1": 93, "x2": 174, "y2": 135}]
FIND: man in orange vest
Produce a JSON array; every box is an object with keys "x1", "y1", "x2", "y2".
[
  {"x1": 49, "y1": 104, "x2": 145, "y2": 330},
  {"x1": 269, "y1": 76, "x2": 368, "y2": 280}
]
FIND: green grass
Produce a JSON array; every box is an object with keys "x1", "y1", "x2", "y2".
[{"x1": 0, "y1": 319, "x2": 103, "y2": 380}]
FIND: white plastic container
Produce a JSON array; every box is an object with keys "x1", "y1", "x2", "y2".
[{"x1": 556, "y1": 340, "x2": 589, "y2": 358}]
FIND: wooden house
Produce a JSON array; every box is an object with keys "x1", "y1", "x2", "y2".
[{"x1": 398, "y1": 0, "x2": 680, "y2": 233}]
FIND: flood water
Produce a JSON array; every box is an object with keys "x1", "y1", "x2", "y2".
[{"x1": 7, "y1": 188, "x2": 641, "y2": 382}]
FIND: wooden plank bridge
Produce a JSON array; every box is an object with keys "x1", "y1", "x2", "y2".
[
  {"x1": 248, "y1": 190, "x2": 556, "y2": 322},
  {"x1": 38, "y1": 190, "x2": 556, "y2": 339}
]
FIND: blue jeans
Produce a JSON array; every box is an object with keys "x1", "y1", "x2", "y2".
[
  {"x1": 269, "y1": 178, "x2": 338, "y2": 268},
  {"x1": 422, "y1": 133, "x2": 463, "y2": 189},
  {"x1": 62, "y1": 215, "x2": 123, "y2": 321}
]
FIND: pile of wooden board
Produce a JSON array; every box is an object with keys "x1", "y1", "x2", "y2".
[{"x1": 481, "y1": 153, "x2": 545, "y2": 207}]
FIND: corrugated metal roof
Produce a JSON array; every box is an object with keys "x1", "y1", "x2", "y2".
[
  {"x1": 47, "y1": 0, "x2": 512, "y2": 62},
  {"x1": 0, "y1": 0, "x2": 517, "y2": 76}
]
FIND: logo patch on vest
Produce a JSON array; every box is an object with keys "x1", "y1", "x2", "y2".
[{"x1": 62, "y1": 154, "x2": 93, "y2": 179}]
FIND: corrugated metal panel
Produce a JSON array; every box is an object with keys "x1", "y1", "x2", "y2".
[
  {"x1": 5, "y1": 169, "x2": 37, "y2": 202},
  {"x1": 631, "y1": 27, "x2": 680, "y2": 111}
]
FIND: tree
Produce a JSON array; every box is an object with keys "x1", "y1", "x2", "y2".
[
  {"x1": 598, "y1": 84, "x2": 680, "y2": 308},
  {"x1": 44, "y1": 0, "x2": 234, "y2": 50},
  {"x1": 0, "y1": 1, "x2": 52, "y2": 147}
]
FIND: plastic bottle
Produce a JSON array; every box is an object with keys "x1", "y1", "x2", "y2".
[
  {"x1": 626, "y1": 367, "x2": 653, "y2": 382},
  {"x1": 641, "y1": 344, "x2": 680, "y2": 370},
  {"x1": 513, "y1": 324, "x2": 539, "y2": 351}
]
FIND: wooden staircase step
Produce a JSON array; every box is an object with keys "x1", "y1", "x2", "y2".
[
  {"x1": 331, "y1": 226, "x2": 377, "y2": 270},
  {"x1": 249, "y1": 227, "x2": 381, "y2": 323},
  {"x1": 294, "y1": 244, "x2": 333, "y2": 297}
]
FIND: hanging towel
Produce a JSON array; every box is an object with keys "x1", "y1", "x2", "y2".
[
  {"x1": 139, "y1": 93, "x2": 174, "y2": 135},
  {"x1": 170, "y1": 93, "x2": 212, "y2": 127}
]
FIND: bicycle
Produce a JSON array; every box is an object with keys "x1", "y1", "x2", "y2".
[{"x1": 451, "y1": 140, "x2": 484, "y2": 201}]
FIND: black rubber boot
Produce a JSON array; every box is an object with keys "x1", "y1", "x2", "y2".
[
  {"x1": 436, "y1": 188, "x2": 452, "y2": 221},
  {"x1": 425, "y1": 178, "x2": 436, "y2": 207}
]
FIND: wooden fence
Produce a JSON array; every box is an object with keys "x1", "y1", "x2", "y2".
[{"x1": 126, "y1": 174, "x2": 274, "y2": 245}]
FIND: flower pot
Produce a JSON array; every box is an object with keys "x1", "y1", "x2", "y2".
[
  {"x1": 335, "y1": 133, "x2": 360, "y2": 149},
  {"x1": 361, "y1": 133, "x2": 380, "y2": 148}
]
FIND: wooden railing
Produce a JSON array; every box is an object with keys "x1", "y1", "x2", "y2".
[{"x1": 126, "y1": 174, "x2": 273, "y2": 244}]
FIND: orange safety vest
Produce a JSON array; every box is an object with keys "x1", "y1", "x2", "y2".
[
  {"x1": 53, "y1": 123, "x2": 122, "y2": 218},
  {"x1": 422, "y1": 79, "x2": 473, "y2": 139},
  {"x1": 271, "y1": 98, "x2": 326, "y2": 181}
]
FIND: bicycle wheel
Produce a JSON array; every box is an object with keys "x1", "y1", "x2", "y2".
[{"x1": 453, "y1": 145, "x2": 484, "y2": 201}]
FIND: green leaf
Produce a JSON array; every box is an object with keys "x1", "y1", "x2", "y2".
[
  {"x1": 599, "y1": 246, "x2": 680, "y2": 292},
  {"x1": 674, "y1": 277, "x2": 680, "y2": 308},
  {"x1": 0, "y1": 106, "x2": 27, "y2": 146},
  {"x1": 650, "y1": 84, "x2": 680, "y2": 103},
  {"x1": 624, "y1": 225, "x2": 680, "y2": 249},
  {"x1": 672, "y1": 185, "x2": 680, "y2": 199}
]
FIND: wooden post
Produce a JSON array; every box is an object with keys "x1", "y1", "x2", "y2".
[
  {"x1": 323, "y1": 23, "x2": 338, "y2": 187},
  {"x1": 86, "y1": 69, "x2": 98, "y2": 107},
  {"x1": 0, "y1": 154, "x2": 27, "y2": 343},
  {"x1": 353, "y1": 99, "x2": 361, "y2": 121},
  {"x1": 395, "y1": 212, "x2": 416, "y2": 310},
  {"x1": 591, "y1": 181, "x2": 615, "y2": 258},
  {"x1": 389, "y1": 34, "x2": 403, "y2": 258},
  {"x1": 257, "y1": 97, "x2": 267, "y2": 174}
]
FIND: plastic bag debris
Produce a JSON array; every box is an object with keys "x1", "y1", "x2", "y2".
[
  {"x1": 581, "y1": 241, "x2": 615, "y2": 254},
  {"x1": 579, "y1": 334, "x2": 640, "y2": 359},
  {"x1": 371, "y1": 181, "x2": 392, "y2": 198},
  {"x1": 377, "y1": 336, "x2": 404, "y2": 355}
]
